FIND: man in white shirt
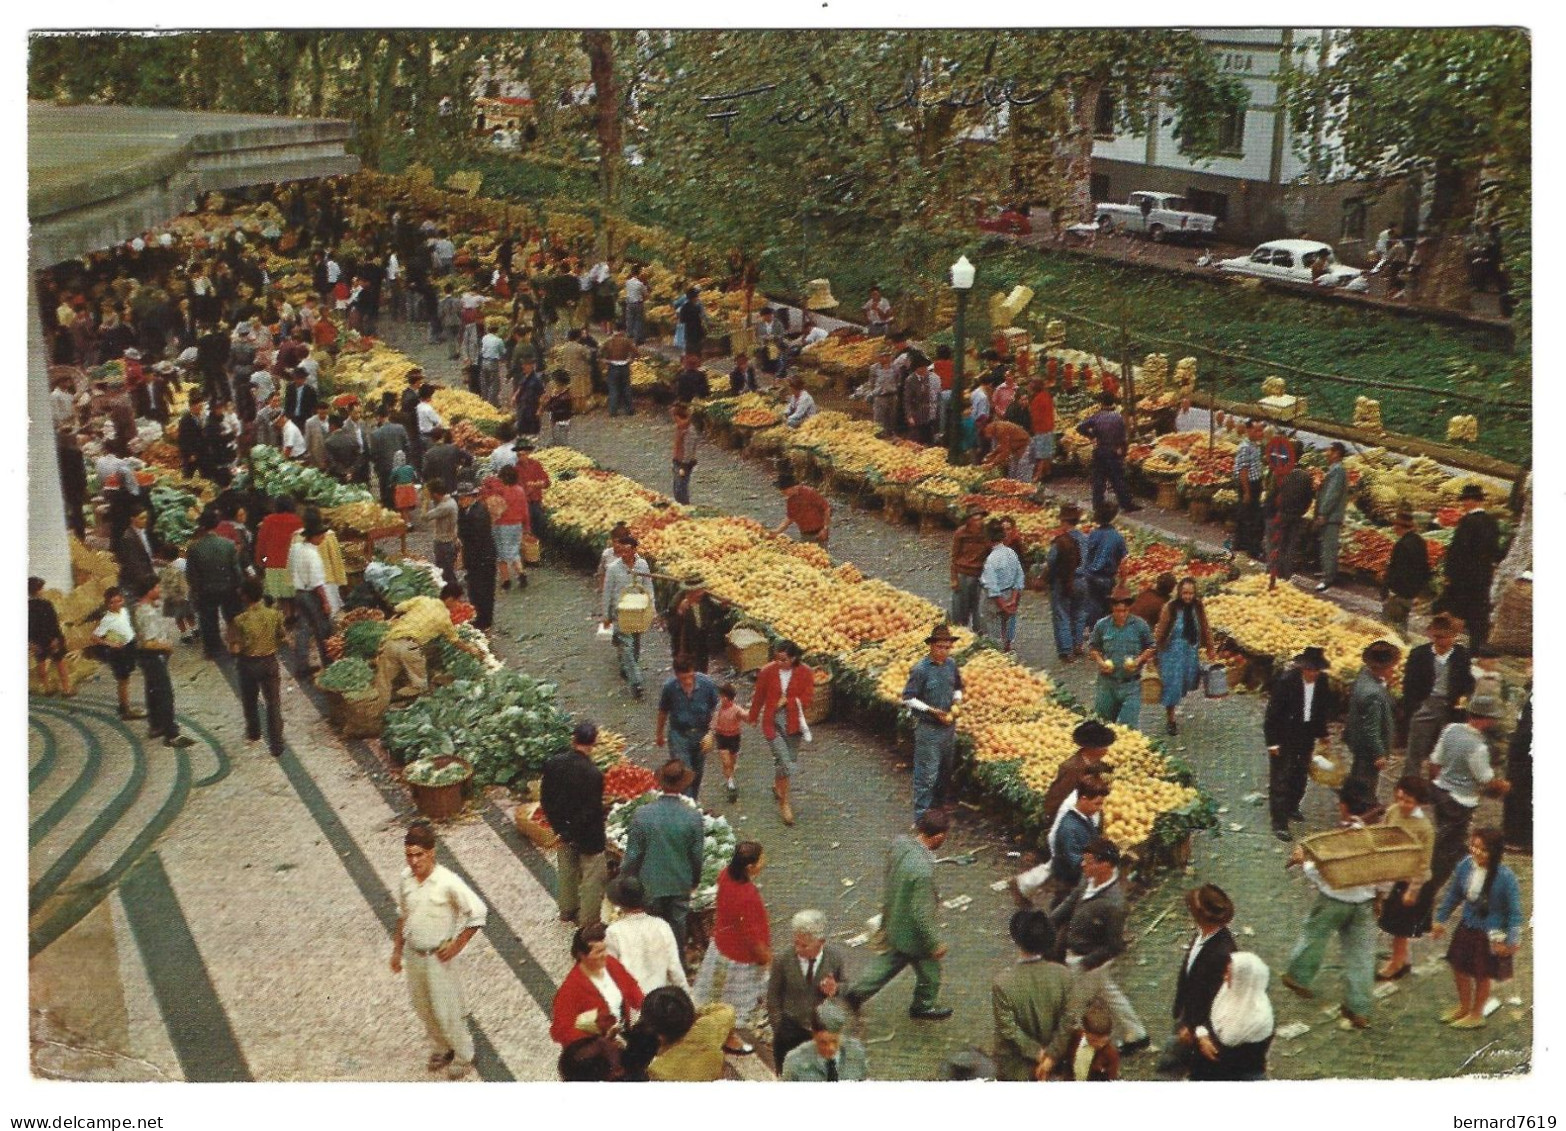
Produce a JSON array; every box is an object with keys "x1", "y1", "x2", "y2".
[
  {"x1": 280, "y1": 414, "x2": 308, "y2": 461},
  {"x1": 605, "y1": 876, "x2": 688, "y2": 994},
  {"x1": 601, "y1": 537, "x2": 653, "y2": 698},
  {"x1": 391, "y1": 822, "x2": 488, "y2": 1079},
  {"x1": 624, "y1": 266, "x2": 649, "y2": 342},
  {"x1": 479, "y1": 322, "x2": 507, "y2": 406},
  {"x1": 784, "y1": 376, "x2": 817, "y2": 428},
  {"x1": 862, "y1": 284, "x2": 893, "y2": 336},
  {"x1": 1281, "y1": 780, "x2": 1379, "y2": 1030},
  {"x1": 416, "y1": 386, "x2": 445, "y2": 450},
  {"x1": 289, "y1": 515, "x2": 333, "y2": 675},
  {"x1": 51, "y1": 375, "x2": 77, "y2": 430}
]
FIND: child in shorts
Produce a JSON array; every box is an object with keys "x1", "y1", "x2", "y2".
[
  {"x1": 158, "y1": 556, "x2": 197, "y2": 643},
  {"x1": 712, "y1": 682, "x2": 746, "y2": 803}
]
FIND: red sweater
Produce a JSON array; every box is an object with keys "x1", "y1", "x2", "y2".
[
  {"x1": 713, "y1": 871, "x2": 770, "y2": 964},
  {"x1": 255, "y1": 513, "x2": 302, "y2": 570},
  {"x1": 747, "y1": 660, "x2": 815, "y2": 739},
  {"x1": 549, "y1": 957, "x2": 645, "y2": 1045}
]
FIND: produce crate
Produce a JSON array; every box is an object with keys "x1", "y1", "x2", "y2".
[
  {"x1": 726, "y1": 626, "x2": 770, "y2": 674},
  {"x1": 514, "y1": 802, "x2": 561, "y2": 850},
  {"x1": 1300, "y1": 825, "x2": 1423, "y2": 888}
]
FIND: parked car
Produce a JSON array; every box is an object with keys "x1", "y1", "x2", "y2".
[
  {"x1": 976, "y1": 205, "x2": 1033, "y2": 236},
  {"x1": 1216, "y1": 240, "x2": 1364, "y2": 288},
  {"x1": 1094, "y1": 192, "x2": 1218, "y2": 242}
]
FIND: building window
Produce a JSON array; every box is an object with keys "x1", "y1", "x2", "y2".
[
  {"x1": 1094, "y1": 90, "x2": 1115, "y2": 138},
  {"x1": 1215, "y1": 104, "x2": 1246, "y2": 156},
  {"x1": 1341, "y1": 198, "x2": 1368, "y2": 241},
  {"x1": 1186, "y1": 188, "x2": 1229, "y2": 223}
]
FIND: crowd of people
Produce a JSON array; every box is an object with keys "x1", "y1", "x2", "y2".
[{"x1": 29, "y1": 180, "x2": 1531, "y2": 1084}]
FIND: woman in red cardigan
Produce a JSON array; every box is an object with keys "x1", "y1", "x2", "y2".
[
  {"x1": 746, "y1": 640, "x2": 814, "y2": 826},
  {"x1": 254, "y1": 495, "x2": 303, "y2": 619},
  {"x1": 550, "y1": 924, "x2": 646, "y2": 1046},
  {"x1": 691, "y1": 841, "x2": 771, "y2": 1055}
]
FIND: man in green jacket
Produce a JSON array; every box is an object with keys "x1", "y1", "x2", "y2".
[
  {"x1": 844, "y1": 810, "x2": 952, "y2": 1020},
  {"x1": 992, "y1": 909, "x2": 1073, "y2": 1080},
  {"x1": 1313, "y1": 442, "x2": 1350, "y2": 591},
  {"x1": 1344, "y1": 640, "x2": 1400, "y2": 789},
  {"x1": 622, "y1": 760, "x2": 705, "y2": 955},
  {"x1": 185, "y1": 508, "x2": 243, "y2": 660}
]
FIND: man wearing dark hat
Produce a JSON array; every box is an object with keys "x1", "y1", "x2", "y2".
[
  {"x1": 455, "y1": 478, "x2": 497, "y2": 631},
  {"x1": 666, "y1": 573, "x2": 719, "y2": 674},
  {"x1": 1049, "y1": 837, "x2": 1148, "y2": 1052},
  {"x1": 622, "y1": 760, "x2": 705, "y2": 954},
  {"x1": 656, "y1": 656, "x2": 721, "y2": 799},
  {"x1": 540, "y1": 721, "x2": 609, "y2": 928},
  {"x1": 1401, "y1": 612, "x2": 1473, "y2": 777},
  {"x1": 991, "y1": 908, "x2": 1072, "y2": 1080},
  {"x1": 1087, "y1": 585, "x2": 1156, "y2": 728},
  {"x1": 1434, "y1": 483, "x2": 1503, "y2": 647},
  {"x1": 1381, "y1": 507, "x2": 1431, "y2": 635},
  {"x1": 902, "y1": 624, "x2": 966, "y2": 821},
  {"x1": 369, "y1": 403, "x2": 412, "y2": 511},
  {"x1": 1262, "y1": 645, "x2": 1337, "y2": 840},
  {"x1": 949, "y1": 505, "x2": 990, "y2": 632},
  {"x1": 1040, "y1": 719, "x2": 1117, "y2": 827},
  {"x1": 1158, "y1": 884, "x2": 1237, "y2": 1076},
  {"x1": 1344, "y1": 641, "x2": 1401, "y2": 788},
  {"x1": 903, "y1": 352, "x2": 937, "y2": 444}
]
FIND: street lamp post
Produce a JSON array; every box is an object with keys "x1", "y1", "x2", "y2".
[{"x1": 945, "y1": 255, "x2": 976, "y2": 463}]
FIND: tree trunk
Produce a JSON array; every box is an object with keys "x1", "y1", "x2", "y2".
[
  {"x1": 1419, "y1": 159, "x2": 1481, "y2": 311},
  {"x1": 581, "y1": 31, "x2": 622, "y2": 256},
  {"x1": 307, "y1": 36, "x2": 326, "y2": 118},
  {"x1": 1057, "y1": 77, "x2": 1104, "y2": 224}
]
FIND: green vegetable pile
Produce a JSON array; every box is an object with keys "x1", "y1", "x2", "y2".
[
  {"x1": 148, "y1": 485, "x2": 201, "y2": 546},
  {"x1": 316, "y1": 657, "x2": 375, "y2": 693},
  {"x1": 365, "y1": 559, "x2": 441, "y2": 604},
  {"x1": 245, "y1": 444, "x2": 376, "y2": 508},
  {"x1": 403, "y1": 757, "x2": 473, "y2": 788},
  {"x1": 342, "y1": 620, "x2": 389, "y2": 659},
  {"x1": 381, "y1": 670, "x2": 573, "y2": 788},
  {"x1": 434, "y1": 637, "x2": 486, "y2": 682}
]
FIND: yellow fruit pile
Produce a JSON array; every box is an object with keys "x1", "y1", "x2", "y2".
[
  {"x1": 630, "y1": 358, "x2": 668, "y2": 390},
  {"x1": 804, "y1": 336, "x2": 882, "y2": 370},
  {"x1": 542, "y1": 470, "x2": 682, "y2": 535},
  {"x1": 952, "y1": 650, "x2": 1057, "y2": 729},
  {"x1": 323, "y1": 501, "x2": 404, "y2": 534},
  {"x1": 1205, "y1": 574, "x2": 1401, "y2": 671},
  {"x1": 432, "y1": 386, "x2": 509, "y2": 425},
  {"x1": 533, "y1": 448, "x2": 598, "y2": 475}
]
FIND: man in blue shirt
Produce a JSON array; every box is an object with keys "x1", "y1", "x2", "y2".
[
  {"x1": 1081, "y1": 503, "x2": 1129, "y2": 629},
  {"x1": 655, "y1": 656, "x2": 721, "y2": 800},
  {"x1": 980, "y1": 519, "x2": 1026, "y2": 653},
  {"x1": 1077, "y1": 391, "x2": 1141, "y2": 515},
  {"x1": 1088, "y1": 586, "x2": 1156, "y2": 728},
  {"x1": 1049, "y1": 776, "x2": 1110, "y2": 895},
  {"x1": 902, "y1": 624, "x2": 965, "y2": 822}
]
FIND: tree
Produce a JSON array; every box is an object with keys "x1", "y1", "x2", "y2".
[{"x1": 1279, "y1": 28, "x2": 1531, "y2": 317}]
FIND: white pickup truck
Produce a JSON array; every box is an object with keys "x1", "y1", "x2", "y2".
[{"x1": 1094, "y1": 192, "x2": 1219, "y2": 242}]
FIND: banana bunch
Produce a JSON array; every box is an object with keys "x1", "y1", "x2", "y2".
[
  {"x1": 432, "y1": 386, "x2": 510, "y2": 425},
  {"x1": 1353, "y1": 396, "x2": 1384, "y2": 433},
  {"x1": 1174, "y1": 357, "x2": 1198, "y2": 391},
  {"x1": 1140, "y1": 353, "x2": 1170, "y2": 395},
  {"x1": 1261, "y1": 376, "x2": 1287, "y2": 398},
  {"x1": 1446, "y1": 415, "x2": 1480, "y2": 444},
  {"x1": 533, "y1": 447, "x2": 597, "y2": 475}
]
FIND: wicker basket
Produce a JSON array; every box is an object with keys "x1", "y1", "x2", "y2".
[
  {"x1": 803, "y1": 666, "x2": 834, "y2": 725},
  {"x1": 407, "y1": 755, "x2": 474, "y2": 821},
  {"x1": 1300, "y1": 825, "x2": 1424, "y2": 888},
  {"x1": 616, "y1": 588, "x2": 655, "y2": 634},
  {"x1": 750, "y1": 426, "x2": 787, "y2": 456},
  {"x1": 522, "y1": 533, "x2": 542, "y2": 565},
  {"x1": 788, "y1": 450, "x2": 815, "y2": 480},
  {"x1": 726, "y1": 626, "x2": 771, "y2": 673},
  {"x1": 339, "y1": 685, "x2": 389, "y2": 739},
  {"x1": 1140, "y1": 664, "x2": 1164, "y2": 705},
  {"x1": 1188, "y1": 498, "x2": 1212, "y2": 524},
  {"x1": 1489, "y1": 577, "x2": 1532, "y2": 656},
  {"x1": 1155, "y1": 481, "x2": 1182, "y2": 510}
]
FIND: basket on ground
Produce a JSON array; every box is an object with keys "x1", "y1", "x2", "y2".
[{"x1": 405, "y1": 755, "x2": 474, "y2": 821}]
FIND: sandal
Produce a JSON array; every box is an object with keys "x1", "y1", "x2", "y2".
[{"x1": 723, "y1": 1040, "x2": 755, "y2": 1056}]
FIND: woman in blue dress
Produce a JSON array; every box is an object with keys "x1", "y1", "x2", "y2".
[{"x1": 1154, "y1": 576, "x2": 1216, "y2": 736}]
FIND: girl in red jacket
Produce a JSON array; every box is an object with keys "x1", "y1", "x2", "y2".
[{"x1": 746, "y1": 640, "x2": 814, "y2": 826}]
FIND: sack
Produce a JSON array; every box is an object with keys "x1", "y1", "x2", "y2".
[
  {"x1": 522, "y1": 533, "x2": 542, "y2": 565},
  {"x1": 1488, "y1": 576, "x2": 1531, "y2": 656},
  {"x1": 394, "y1": 483, "x2": 419, "y2": 510}
]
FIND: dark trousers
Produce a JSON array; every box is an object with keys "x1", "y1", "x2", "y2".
[
  {"x1": 1268, "y1": 738, "x2": 1312, "y2": 830},
  {"x1": 237, "y1": 653, "x2": 285, "y2": 755},
  {"x1": 466, "y1": 561, "x2": 496, "y2": 629},
  {"x1": 434, "y1": 540, "x2": 459, "y2": 586},
  {"x1": 376, "y1": 465, "x2": 397, "y2": 510},
  {"x1": 138, "y1": 650, "x2": 179, "y2": 739},
  {"x1": 1234, "y1": 496, "x2": 1265, "y2": 558},
  {"x1": 646, "y1": 894, "x2": 691, "y2": 957},
  {"x1": 1503, "y1": 723, "x2": 1532, "y2": 851},
  {"x1": 1430, "y1": 787, "x2": 1477, "y2": 894},
  {"x1": 293, "y1": 590, "x2": 333, "y2": 670},
  {"x1": 195, "y1": 589, "x2": 241, "y2": 658},
  {"x1": 1090, "y1": 450, "x2": 1135, "y2": 512},
  {"x1": 1271, "y1": 517, "x2": 1308, "y2": 580},
  {"x1": 772, "y1": 1017, "x2": 811, "y2": 1074},
  {"x1": 1435, "y1": 587, "x2": 1492, "y2": 650}
]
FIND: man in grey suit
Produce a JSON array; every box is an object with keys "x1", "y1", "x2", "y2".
[
  {"x1": 991, "y1": 908, "x2": 1073, "y2": 1080},
  {"x1": 1049, "y1": 837, "x2": 1149, "y2": 1053},
  {"x1": 368, "y1": 404, "x2": 411, "y2": 510},
  {"x1": 1313, "y1": 441, "x2": 1349, "y2": 591},
  {"x1": 780, "y1": 1001, "x2": 869, "y2": 1081},
  {"x1": 621, "y1": 760, "x2": 705, "y2": 955},
  {"x1": 767, "y1": 908, "x2": 849, "y2": 1071},
  {"x1": 843, "y1": 810, "x2": 952, "y2": 1021}
]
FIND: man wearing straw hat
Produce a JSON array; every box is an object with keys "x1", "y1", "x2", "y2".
[
  {"x1": 1087, "y1": 586, "x2": 1155, "y2": 729},
  {"x1": 902, "y1": 624, "x2": 966, "y2": 822}
]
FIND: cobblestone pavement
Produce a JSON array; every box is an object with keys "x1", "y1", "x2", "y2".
[{"x1": 27, "y1": 316, "x2": 1531, "y2": 1086}]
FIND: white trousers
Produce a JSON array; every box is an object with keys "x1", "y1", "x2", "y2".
[{"x1": 405, "y1": 949, "x2": 474, "y2": 1065}]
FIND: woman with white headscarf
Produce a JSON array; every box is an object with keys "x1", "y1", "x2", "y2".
[{"x1": 1191, "y1": 951, "x2": 1274, "y2": 1081}]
